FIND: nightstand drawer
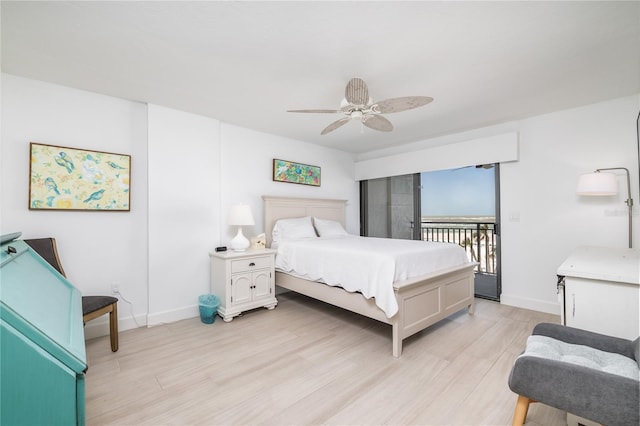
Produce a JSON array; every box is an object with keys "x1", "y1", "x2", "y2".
[{"x1": 231, "y1": 256, "x2": 271, "y2": 273}]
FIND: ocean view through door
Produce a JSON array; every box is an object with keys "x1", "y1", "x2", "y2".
[{"x1": 421, "y1": 165, "x2": 500, "y2": 300}]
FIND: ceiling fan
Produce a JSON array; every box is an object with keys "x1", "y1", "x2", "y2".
[{"x1": 288, "y1": 77, "x2": 433, "y2": 135}]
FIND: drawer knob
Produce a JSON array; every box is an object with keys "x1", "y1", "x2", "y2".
[{"x1": 249, "y1": 262, "x2": 255, "y2": 267}]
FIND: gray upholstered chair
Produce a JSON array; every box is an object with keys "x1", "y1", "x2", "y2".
[
  {"x1": 508, "y1": 322, "x2": 639, "y2": 426},
  {"x1": 24, "y1": 237, "x2": 119, "y2": 352}
]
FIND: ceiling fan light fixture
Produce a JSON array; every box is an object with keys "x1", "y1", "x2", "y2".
[{"x1": 288, "y1": 77, "x2": 433, "y2": 135}]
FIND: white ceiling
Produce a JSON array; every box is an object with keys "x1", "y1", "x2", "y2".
[{"x1": 2, "y1": 1, "x2": 639, "y2": 154}]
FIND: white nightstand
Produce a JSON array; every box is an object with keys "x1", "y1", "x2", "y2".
[{"x1": 209, "y1": 248, "x2": 277, "y2": 322}]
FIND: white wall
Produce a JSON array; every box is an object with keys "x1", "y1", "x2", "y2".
[
  {"x1": 356, "y1": 94, "x2": 640, "y2": 314},
  {"x1": 1, "y1": 74, "x2": 358, "y2": 335},
  {"x1": 219, "y1": 123, "x2": 359, "y2": 239},
  {"x1": 500, "y1": 95, "x2": 639, "y2": 313},
  {"x1": 147, "y1": 104, "x2": 221, "y2": 325},
  {"x1": 1, "y1": 74, "x2": 149, "y2": 335},
  {"x1": 144, "y1": 109, "x2": 358, "y2": 326}
]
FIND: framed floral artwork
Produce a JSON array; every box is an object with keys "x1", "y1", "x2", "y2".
[
  {"x1": 273, "y1": 159, "x2": 321, "y2": 187},
  {"x1": 29, "y1": 142, "x2": 131, "y2": 211}
]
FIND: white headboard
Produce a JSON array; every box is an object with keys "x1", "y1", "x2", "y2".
[{"x1": 262, "y1": 196, "x2": 347, "y2": 248}]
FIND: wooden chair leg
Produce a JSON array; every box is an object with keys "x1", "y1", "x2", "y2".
[
  {"x1": 109, "y1": 303, "x2": 119, "y2": 352},
  {"x1": 512, "y1": 395, "x2": 531, "y2": 426}
]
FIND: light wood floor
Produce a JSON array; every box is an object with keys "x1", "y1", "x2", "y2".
[{"x1": 85, "y1": 292, "x2": 565, "y2": 426}]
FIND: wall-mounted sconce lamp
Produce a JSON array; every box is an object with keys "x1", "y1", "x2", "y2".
[{"x1": 577, "y1": 167, "x2": 634, "y2": 248}]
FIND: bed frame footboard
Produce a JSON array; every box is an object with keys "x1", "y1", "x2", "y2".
[
  {"x1": 391, "y1": 263, "x2": 476, "y2": 356},
  {"x1": 275, "y1": 262, "x2": 476, "y2": 357}
]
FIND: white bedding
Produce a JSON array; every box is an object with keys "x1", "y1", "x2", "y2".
[{"x1": 274, "y1": 235, "x2": 471, "y2": 318}]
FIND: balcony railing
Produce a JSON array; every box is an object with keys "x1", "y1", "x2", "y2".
[{"x1": 420, "y1": 221, "x2": 497, "y2": 274}]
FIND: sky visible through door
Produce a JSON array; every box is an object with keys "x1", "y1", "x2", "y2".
[{"x1": 421, "y1": 166, "x2": 495, "y2": 219}]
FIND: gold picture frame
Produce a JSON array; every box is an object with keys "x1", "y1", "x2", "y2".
[{"x1": 29, "y1": 142, "x2": 131, "y2": 211}]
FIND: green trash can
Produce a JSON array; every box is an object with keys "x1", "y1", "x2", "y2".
[{"x1": 198, "y1": 294, "x2": 220, "y2": 324}]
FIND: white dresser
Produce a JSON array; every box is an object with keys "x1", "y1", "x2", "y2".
[{"x1": 557, "y1": 246, "x2": 640, "y2": 340}]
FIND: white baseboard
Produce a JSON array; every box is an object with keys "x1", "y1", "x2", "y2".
[
  {"x1": 83, "y1": 313, "x2": 148, "y2": 340},
  {"x1": 146, "y1": 304, "x2": 199, "y2": 327},
  {"x1": 84, "y1": 305, "x2": 200, "y2": 340},
  {"x1": 500, "y1": 293, "x2": 561, "y2": 315}
]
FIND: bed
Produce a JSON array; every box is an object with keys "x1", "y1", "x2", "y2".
[{"x1": 263, "y1": 195, "x2": 477, "y2": 357}]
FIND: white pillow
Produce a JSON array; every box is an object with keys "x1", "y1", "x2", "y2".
[
  {"x1": 313, "y1": 217, "x2": 349, "y2": 237},
  {"x1": 272, "y1": 216, "x2": 317, "y2": 247}
]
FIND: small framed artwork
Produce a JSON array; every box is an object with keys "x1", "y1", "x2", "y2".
[
  {"x1": 29, "y1": 142, "x2": 131, "y2": 211},
  {"x1": 273, "y1": 159, "x2": 321, "y2": 187}
]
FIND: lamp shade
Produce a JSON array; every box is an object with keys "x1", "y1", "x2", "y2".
[
  {"x1": 228, "y1": 204, "x2": 255, "y2": 226},
  {"x1": 576, "y1": 172, "x2": 618, "y2": 196}
]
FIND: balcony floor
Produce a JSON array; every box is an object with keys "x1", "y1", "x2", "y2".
[{"x1": 475, "y1": 272, "x2": 498, "y2": 300}]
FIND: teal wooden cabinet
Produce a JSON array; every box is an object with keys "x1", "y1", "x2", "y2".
[{"x1": 1, "y1": 238, "x2": 87, "y2": 425}]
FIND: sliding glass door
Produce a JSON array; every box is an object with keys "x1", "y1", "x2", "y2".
[{"x1": 360, "y1": 174, "x2": 420, "y2": 240}]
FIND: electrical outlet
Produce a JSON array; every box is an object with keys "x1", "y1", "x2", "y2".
[{"x1": 111, "y1": 284, "x2": 119, "y2": 295}]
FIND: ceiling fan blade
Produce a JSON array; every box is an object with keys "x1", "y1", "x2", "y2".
[
  {"x1": 287, "y1": 109, "x2": 340, "y2": 113},
  {"x1": 345, "y1": 77, "x2": 369, "y2": 106},
  {"x1": 363, "y1": 115, "x2": 393, "y2": 132},
  {"x1": 321, "y1": 117, "x2": 351, "y2": 135},
  {"x1": 374, "y1": 96, "x2": 433, "y2": 114}
]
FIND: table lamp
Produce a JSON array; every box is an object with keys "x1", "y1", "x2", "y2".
[{"x1": 228, "y1": 204, "x2": 255, "y2": 252}]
